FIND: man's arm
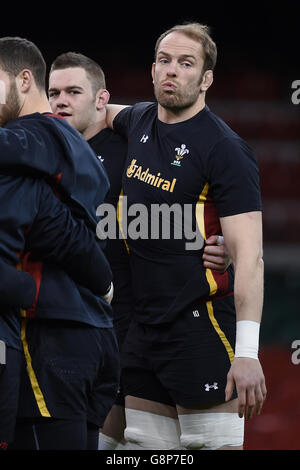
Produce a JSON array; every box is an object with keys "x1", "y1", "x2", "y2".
[
  {"x1": 220, "y1": 211, "x2": 267, "y2": 419},
  {"x1": 106, "y1": 104, "x2": 129, "y2": 129},
  {"x1": 0, "y1": 125, "x2": 59, "y2": 175},
  {"x1": 0, "y1": 259, "x2": 36, "y2": 308},
  {"x1": 24, "y1": 182, "x2": 113, "y2": 299}
]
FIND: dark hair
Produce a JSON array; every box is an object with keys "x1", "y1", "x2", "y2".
[
  {"x1": 155, "y1": 22, "x2": 217, "y2": 72},
  {"x1": 0, "y1": 37, "x2": 46, "y2": 90},
  {"x1": 50, "y1": 52, "x2": 106, "y2": 96}
]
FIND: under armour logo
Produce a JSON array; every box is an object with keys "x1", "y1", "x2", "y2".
[
  {"x1": 204, "y1": 382, "x2": 218, "y2": 391},
  {"x1": 140, "y1": 134, "x2": 149, "y2": 143}
]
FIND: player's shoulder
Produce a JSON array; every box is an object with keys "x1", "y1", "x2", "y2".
[
  {"x1": 197, "y1": 106, "x2": 247, "y2": 153},
  {"x1": 41, "y1": 113, "x2": 98, "y2": 153},
  {"x1": 201, "y1": 107, "x2": 238, "y2": 139},
  {"x1": 40, "y1": 112, "x2": 79, "y2": 135},
  {"x1": 5, "y1": 112, "x2": 45, "y2": 132},
  {"x1": 6, "y1": 112, "x2": 78, "y2": 140},
  {"x1": 131, "y1": 101, "x2": 156, "y2": 113},
  {"x1": 200, "y1": 108, "x2": 255, "y2": 168},
  {"x1": 119, "y1": 101, "x2": 157, "y2": 122}
]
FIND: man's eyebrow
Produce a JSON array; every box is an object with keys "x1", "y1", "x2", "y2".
[
  {"x1": 48, "y1": 85, "x2": 84, "y2": 92},
  {"x1": 157, "y1": 50, "x2": 197, "y2": 61}
]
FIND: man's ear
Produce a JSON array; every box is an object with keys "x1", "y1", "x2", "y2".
[
  {"x1": 151, "y1": 62, "x2": 156, "y2": 83},
  {"x1": 200, "y1": 70, "x2": 213, "y2": 92},
  {"x1": 0, "y1": 79, "x2": 6, "y2": 104},
  {"x1": 96, "y1": 89, "x2": 110, "y2": 110},
  {"x1": 16, "y1": 69, "x2": 33, "y2": 93}
]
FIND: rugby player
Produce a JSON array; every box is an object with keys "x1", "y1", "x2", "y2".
[
  {"x1": 0, "y1": 37, "x2": 119, "y2": 450},
  {"x1": 105, "y1": 22, "x2": 267, "y2": 450}
]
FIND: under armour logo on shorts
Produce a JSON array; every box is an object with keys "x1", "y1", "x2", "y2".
[{"x1": 204, "y1": 382, "x2": 218, "y2": 391}]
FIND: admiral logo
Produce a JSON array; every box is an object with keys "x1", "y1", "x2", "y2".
[
  {"x1": 97, "y1": 159, "x2": 204, "y2": 250},
  {"x1": 126, "y1": 159, "x2": 176, "y2": 193}
]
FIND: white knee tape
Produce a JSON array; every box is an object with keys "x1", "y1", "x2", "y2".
[
  {"x1": 98, "y1": 432, "x2": 131, "y2": 450},
  {"x1": 179, "y1": 413, "x2": 244, "y2": 450},
  {"x1": 124, "y1": 408, "x2": 181, "y2": 450},
  {"x1": 98, "y1": 432, "x2": 120, "y2": 450}
]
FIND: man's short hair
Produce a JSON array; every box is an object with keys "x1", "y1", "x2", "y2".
[
  {"x1": 154, "y1": 22, "x2": 217, "y2": 72},
  {"x1": 50, "y1": 52, "x2": 106, "y2": 97},
  {"x1": 0, "y1": 37, "x2": 46, "y2": 90}
]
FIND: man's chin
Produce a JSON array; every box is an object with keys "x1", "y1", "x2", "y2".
[
  {"x1": 156, "y1": 93, "x2": 179, "y2": 110},
  {"x1": 0, "y1": 106, "x2": 18, "y2": 127},
  {"x1": 61, "y1": 116, "x2": 74, "y2": 127}
]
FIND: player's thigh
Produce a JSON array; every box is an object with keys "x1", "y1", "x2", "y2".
[
  {"x1": 160, "y1": 297, "x2": 236, "y2": 407},
  {"x1": 23, "y1": 320, "x2": 118, "y2": 424},
  {"x1": 126, "y1": 396, "x2": 177, "y2": 418},
  {"x1": 33, "y1": 417, "x2": 89, "y2": 450},
  {"x1": 100, "y1": 404, "x2": 126, "y2": 442},
  {"x1": 87, "y1": 327, "x2": 120, "y2": 429},
  {"x1": 125, "y1": 396, "x2": 181, "y2": 450},
  {"x1": 177, "y1": 399, "x2": 244, "y2": 450}
]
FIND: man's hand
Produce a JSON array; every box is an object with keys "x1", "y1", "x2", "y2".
[
  {"x1": 202, "y1": 235, "x2": 231, "y2": 272},
  {"x1": 225, "y1": 357, "x2": 267, "y2": 419}
]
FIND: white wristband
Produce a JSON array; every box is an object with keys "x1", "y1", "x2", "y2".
[
  {"x1": 102, "y1": 282, "x2": 114, "y2": 305},
  {"x1": 235, "y1": 320, "x2": 260, "y2": 360}
]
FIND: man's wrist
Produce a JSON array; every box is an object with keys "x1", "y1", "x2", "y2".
[{"x1": 235, "y1": 320, "x2": 260, "y2": 360}]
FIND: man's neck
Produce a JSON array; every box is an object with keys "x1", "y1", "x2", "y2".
[
  {"x1": 18, "y1": 92, "x2": 52, "y2": 117},
  {"x1": 82, "y1": 120, "x2": 108, "y2": 141}
]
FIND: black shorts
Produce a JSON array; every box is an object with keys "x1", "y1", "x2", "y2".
[
  {"x1": 121, "y1": 296, "x2": 237, "y2": 407},
  {"x1": 113, "y1": 309, "x2": 131, "y2": 353},
  {"x1": 112, "y1": 308, "x2": 133, "y2": 407},
  {"x1": 17, "y1": 319, "x2": 120, "y2": 428},
  {"x1": 11, "y1": 417, "x2": 99, "y2": 450},
  {"x1": 0, "y1": 346, "x2": 22, "y2": 444}
]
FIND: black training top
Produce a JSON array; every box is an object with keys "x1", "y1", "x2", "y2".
[{"x1": 114, "y1": 102, "x2": 262, "y2": 324}]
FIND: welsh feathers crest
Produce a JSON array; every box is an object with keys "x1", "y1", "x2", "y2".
[{"x1": 171, "y1": 144, "x2": 190, "y2": 167}]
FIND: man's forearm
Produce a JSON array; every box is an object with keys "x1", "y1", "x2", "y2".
[
  {"x1": 233, "y1": 257, "x2": 264, "y2": 360},
  {"x1": 234, "y1": 256, "x2": 264, "y2": 323},
  {"x1": 220, "y1": 211, "x2": 264, "y2": 359}
]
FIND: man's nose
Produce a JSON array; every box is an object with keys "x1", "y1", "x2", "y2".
[
  {"x1": 56, "y1": 91, "x2": 69, "y2": 107},
  {"x1": 166, "y1": 61, "x2": 178, "y2": 77}
]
